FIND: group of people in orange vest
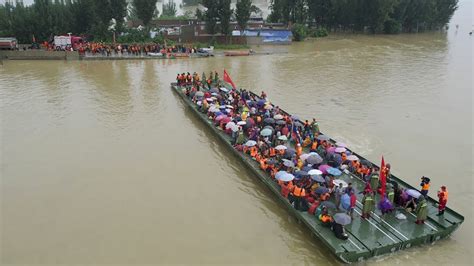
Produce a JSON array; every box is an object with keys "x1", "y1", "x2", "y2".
[{"x1": 184, "y1": 72, "x2": 449, "y2": 234}]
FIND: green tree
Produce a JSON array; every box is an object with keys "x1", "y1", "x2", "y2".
[
  {"x1": 162, "y1": 0, "x2": 177, "y2": 17},
  {"x1": 133, "y1": 0, "x2": 157, "y2": 26},
  {"x1": 110, "y1": 0, "x2": 128, "y2": 32},
  {"x1": 235, "y1": 0, "x2": 251, "y2": 33},
  {"x1": 202, "y1": 0, "x2": 219, "y2": 34},
  {"x1": 218, "y1": 0, "x2": 233, "y2": 36}
]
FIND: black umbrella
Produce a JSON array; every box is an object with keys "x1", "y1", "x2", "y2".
[
  {"x1": 264, "y1": 118, "x2": 275, "y2": 124},
  {"x1": 315, "y1": 187, "x2": 329, "y2": 194}
]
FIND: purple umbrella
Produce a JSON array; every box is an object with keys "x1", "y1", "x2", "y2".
[
  {"x1": 215, "y1": 115, "x2": 227, "y2": 122},
  {"x1": 319, "y1": 164, "x2": 331, "y2": 174},
  {"x1": 327, "y1": 147, "x2": 336, "y2": 154}
]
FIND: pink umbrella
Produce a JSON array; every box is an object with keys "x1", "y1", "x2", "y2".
[
  {"x1": 319, "y1": 164, "x2": 331, "y2": 174},
  {"x1": 327, "y1": 147, "x2": 336, "y2": 154},
  {"x1": 215, "y1": 115, "x2": 227, "y2": 122},
  {"x1": 221, "y1": 117, "x2": 231, "y2": 124}
]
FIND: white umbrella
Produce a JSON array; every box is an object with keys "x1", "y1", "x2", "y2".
[
  {"x1": 333, "y1": 179, "x2": 348, "y2": 188},
  {"x1": 336, "y1": 142, "x2": 348, "y2": 148},
  {"x1": 335, "y1": 147, "x2": 347, "y2": 153},
  {"x1": 226, "y1": 122, "x2": 236, "y2": 129},
  {"x1": 244, "y1": 140, "x2": 257, "y2": 147},
  {"x1": 220, "y1": 87, "x2": 229, "y2": 92},
  {"x1": 278, "y1": 173, "x2": 295, "y2": 182},
  {"x1": 347, "y1": 155, "x2": 359, "y2": 161},
  {"x1": 195, "y1": 91, "x2": 204, "y2": 97},
  {"x1": 275, "y1": 171, "x2": 288, "y2": 180},
  {"x1": 278, "y1": 135, "x2": 288, "y2": 141},
  {"x1": 237, "y1": 121, "x2": 246, "y2": 126},
  {"x1": 274, "y1": 114, "x2": 284, "y2": 120},
  {"x1": 308, "y1": 169, "x2": 323, "y2": 176},
  {"x1": 275, "y1": 145, "x2": 287, "y2": 150}
]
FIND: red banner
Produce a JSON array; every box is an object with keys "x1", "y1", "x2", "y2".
[
  {"x1": 380, "y1": 156, "x2": 386, "y2": 196},
  {"x1": 223, "y1": 69, "x2": 236, "y2": 89}
]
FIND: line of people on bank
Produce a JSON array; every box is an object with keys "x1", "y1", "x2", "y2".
[
  {"x1": 77, "y1": 42, "x2": 199, "y2": 57},
  {"x1": 181, "y1": 72, "x2": 449, "y2": 239}
]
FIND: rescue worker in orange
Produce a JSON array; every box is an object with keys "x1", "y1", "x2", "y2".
[
  {"x1": 420, "y1": 176, "x2": 430, "y2": 197},
  {"x1": 292, "y1": 183, "x2": 307, "y2": 211},
  {"x1": 437, "y1": 186, "x2": 448, "y2": 216}
]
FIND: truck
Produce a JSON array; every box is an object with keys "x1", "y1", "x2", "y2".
[
  {"x1": 0, "y1": 37, "x2": 19, "y2": 50},
  {"x1": 53, "y1": 35, "x2": 83, "y2": 50}
]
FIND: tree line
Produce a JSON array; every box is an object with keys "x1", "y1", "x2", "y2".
[
  {"x1": 0, "y1": 0, "x2": 180, "y2": 43},
  {"x1": 269, "y1": 0, "x2": 458, "y2": 34}
]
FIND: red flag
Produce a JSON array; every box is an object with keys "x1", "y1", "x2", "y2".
[
  {"x1": 380, "y1": 156, "x2": 386, "y2": 196},
  {"x1": 223, "y1": 69, "x2": 236, "y2": 89}
]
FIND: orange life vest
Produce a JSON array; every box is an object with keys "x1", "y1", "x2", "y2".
[
  {"x1": 296, "y1": 146, "x2": 302, "y2": 156},
  {"x1": 320, "y1": 214, "x2": 332, "y2": 223},
  {"x1": 293, "y1": 186, "x2": 306, "y2": 197},
  {"x1": 269, "y1": 148, "x2": 276, "y2": 157},
  {"x1": 422, "y1": 183, "x2": 430, "y2": 191}
]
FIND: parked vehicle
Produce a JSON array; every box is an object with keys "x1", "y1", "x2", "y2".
[{"x1": 0, "y1": 37, "x2": 19, "y2": 50}]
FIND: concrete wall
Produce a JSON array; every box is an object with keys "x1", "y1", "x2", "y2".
[{"x1": 0, "y1": 50, "x2": 80, "y2": 60}]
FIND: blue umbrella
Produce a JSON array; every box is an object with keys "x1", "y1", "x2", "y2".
[
  {"x1": 334, "y1": 213, "x2": 352, "y2": 225},
  {"x1": 341, "y1": 194, "x2": 351, "y2": 210},
  {"x1": 314, "y1": 187, "x2": 329, "y2": 194},
  {"x1": 282, "y1": 159, "x2": 295, "y2": 168},
  {"x1": 302, "y1": 166, "x2": 313, "y2": 172},
  {"x1": 307, "y1": 154, "x2": 323, "y2": 165},
  {"x1": 275, "y1": 171, "x2": 288, "y2": 180},
  {"x1": 260, "y1": 128, "x2": 272, "y2": 136},
  {"x1": 294, "y1": 170, "x2": 308, "y2": 179},
  {"x1": 311, "y1": 175, "x2": 325, "y2": 183},
  {"x1": 327, "y1": 167, "x2": 342, "y2": 176}
]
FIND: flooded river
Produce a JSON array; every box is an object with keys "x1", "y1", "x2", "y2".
[{"x1": 1, "y1": 2, "x2": 472, "y2": 265}]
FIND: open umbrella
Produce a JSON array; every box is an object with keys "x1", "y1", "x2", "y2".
[
  {"x1": 215, "y1": 115, "x2": 227, "y2": 122},
  {"x1": 294, "y1": 170, "x2": 308, "y2": 179},
  {"x1": 275, "y1": 145, "x2": 287, "y2": 150},
  {"x1": 225, "y1": 122, "x2": 236, "y2": 129},
  {"x1": 336, "y1": 142, "x2": 348, "y2": 148},
  {"x1": 360, "y1": 159, "x2": 372, "y2": 167},
  {"x1": 315, "y1": 187, "x2": 329, "y2": 194},
  {"x1": 276, "y1": 120, "x2": 286, "y2": 125},
  {"x1": 294, "y1": 121, "x2": 303, "y2": 128},
  {"x1": 327, "y1": 167, "x2": 342, "y2": 176},
  {"x1": 244, "y1": 140, "x2": 257, "y2": 147},
  {"x1": 282, "y1": 159, "x2": 295, "y2": 168},
  {"x1": 264, "y1": 118, "x2": 275, "y2": 124},
  {"x1": 332, "y1": 179, "x2": 348, "y2": 188},
  {"x1": 346, "y1": 155, "x2": 359, "y2": 161},
  {"x1": 319, "y1": 164, "x2": 330, "y2": 174},
  {"x1": 257, "y1": 99, "x2": 266, "y2": 106},
  {"x1": 302, "y1": 166, "x2": 313, "y2": 172},
  {"x1": 264, "y1": 105, "x2": 273, "y2": 110},
  {"x1": 274, "y1": 114, "x2": 284, "y2": 120},
  {"x1": 306, "y1": 154, "x2": 323, "y2": 165},
  {"x1": 275, "y1": 171, "x2": 288, "y2": 180},
  {"x1": 260, "y1": 128, "x2": 273, "y2": 136},
  {"x1": 327, "y1": 146, "x2": 336, "y2": 154},
  {"x1": 341, "y1": 194, "x2": 351, "y2": 210},
  {"x1": 406, "y1": 189, "x2": 422, "y2": 198},
  {"x1": 210, "y1": 88, "x2": 219, "y2": 93},
  {"x1": 320, "y1": 201, "x2": 337, "y2": 209},
  {"x1": 195, "y1": 91, "x2": 204, "y2": 97},
  {"x1": 317, "y1": 135, "x2": 330, "y2": 141},
  {"x1": 278, "y1": 135, "x2": 288, "y2": 141},
  {"x1": 291, "y1": 115, "x2": 299, "y2": 120},
  {"x1": 334, "y1": 213, "x2": 352, "y2": 225},
  {"x1": 311, "y1": 175, "x2": 326, "y2": 183},
  {"x1": 279, "y1": 173, "x2": 295, "y2": 182},
  {"x1": 237, "y1": 121, "x2": 246, "y2": 126},
  {"x1": 266, "y1": 158, "x2": 277, "y2": 165},
  {"x1": 308, "y1": 169, "x2": 323, "y2": 176},
  {"x1": 220, "y1": 87, "x2": 229, "y2": 92},
  {"x1": 335, "y1": 147, "x2": 347, "y2": 153}
]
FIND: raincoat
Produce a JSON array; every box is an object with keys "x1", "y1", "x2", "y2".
[
  {"x1": 362, "y1": 194, "x2": 375, "y2": 214},
  {"x1": 415, "y1": 198, "x2": 428, "y2": 221},
  {"x1": 370, "y1": 174, "x2": 379, "y2": 192}
]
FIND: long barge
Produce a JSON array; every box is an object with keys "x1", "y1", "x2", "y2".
[{"x1": 171, "y1": 82, "x2": 464, "y2": 263}]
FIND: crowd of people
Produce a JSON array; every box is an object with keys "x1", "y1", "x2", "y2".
[
  {"x1": 78, "y1": 42, "x2": 200, "y2": 57},
  {"x1": 179, "y1": 72, "x2": 449, "y2": 240}
]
